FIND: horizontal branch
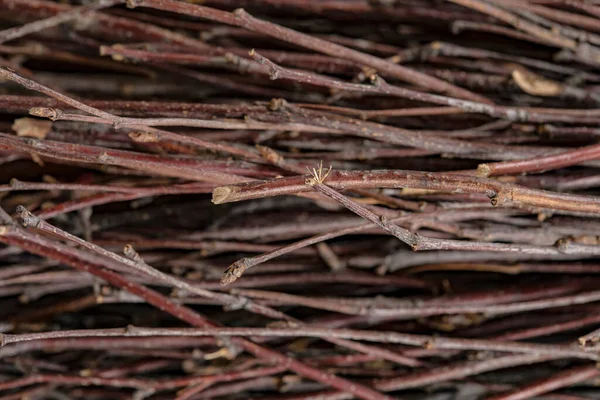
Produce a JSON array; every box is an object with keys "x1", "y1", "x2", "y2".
[
  {"x1": 2, "y1": 325, "x2": 595, "y2": 361},
  {"x1": 212, "y1": 169, "x2": 600, "y2": 214}
]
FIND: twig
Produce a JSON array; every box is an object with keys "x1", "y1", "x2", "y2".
[
  {"x1": 0, "y1": 0, "x2": 123, "y2": 44},
  {"x1": 15, "y1": 205, "x2": 291, "y2": 321},
  {"x1": 486, "y1": 365, "x2": 599, "y2": 400},
  {"x1": 2, "y1": 326, "x2": 596, "y2": 361},
  {"x1": 0, "y1": 219, "x2": 391, "y2": 400},
  {"x1": 249, "y1": 51, "x2": 600, "y2": 124},
  {"x1": 127, "y1": 0, "x2": 491, "y2": 103},
  {"x1": 478, "y1": 143, "x2": 600, "y2": 177},
  {"x1": 13, "y1": 207, "x2": 426, "y2": 370},
  {"x1": 212, "y1": 169, "x2": 600, "y2": 214},
  {"x1": 231, "y1": 285, "x2": 600, "y2": 319}
]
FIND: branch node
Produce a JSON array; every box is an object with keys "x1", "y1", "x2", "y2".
[
  {"x1": 204, "y1": 347, "x2": 231, "y2": 360},
  {"x1": 268, "y1": 98, "x2": 286, "y2": 111},
  {"x1": 129, "y1": 131, "x2": 160, "y2": 143},
  {"x1": 221, "y1": 258, "x2": 250, "y2": 286},
  {"x1": 223, "y1": 295, "x2": 249, "y2": 311},
  {"x1": 123, "y1": 244, "x2": 144, "y2": 264},
  {"x1": 16, "y1": 205, "x2": 41, "y2": 228},
  {"x1": 98, "y1": 152, "x2": 111, "y2": 163},
  {"x1": 9, "y1": 178, "x2": 21, "y2": 189},
  {"x1": 554, "y1": 237, "x2": 572, "y2": 253},
  {"x1": 256, "y1": 145, "x2": 283, "y2": 165},
  {"x1": 126, "y1": 0, "x2": 140, "y2": 9},
  {"x1": 489, "y1": 194, "x2": 499, "y2": 206},
  {"x1": 250, "y1": 49, "x2": 280, "y2": 80},
  {"x1": 233, "y1": 8, "x2": 247, "y2": 17},
  {"x1": 112, "y1": 118, "x2": 125, "y2": 129},
  {"x1": 408, "y1": 233, "x2": 421, "y2": 250},
  {"x1": 29, "y1": 107, "x2": 62, "y2": 121}
]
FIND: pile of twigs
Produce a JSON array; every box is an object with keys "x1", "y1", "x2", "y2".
[{"x1": 2, "y1": 0, "x2": 600, "y2": 399}]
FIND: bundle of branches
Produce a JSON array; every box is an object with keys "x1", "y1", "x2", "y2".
[{"x1": 1, "y1": 0, "x2": 600, "y2": 399}]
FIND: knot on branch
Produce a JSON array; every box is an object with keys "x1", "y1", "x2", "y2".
[
  {"x1": 112, "y1": 118, "x2": 125, "y2": 129},
  {"x1": 256, "y1": 145, "x2": 283, "y2": 165},
  {"x1": 554, "y1": 236, "x2": 600, "y2": 254},
  {"x1": 268, "y1": 98, "x2": 287, "y2": 111},
  {"x1": 489, "y1": 194, "x2": 499, "y2": 206},
  {"x1": 232, "y1": 8, "x2": 248, "y2": 18},
  {"x1": 207, "y1": 338, "x2": 241, "y2": 360},
  {"x1": 579, "y1": 329, "x2": 600, "y2": 348},
  {"x1": 488, "y1": 189, "x2": 513, "y2": 207},
  {"x1": 16, "y1": 205, "x2": 41, "y2": 228},
  {"x1": 123, "y1": 244, "x2": 143, "y2": 263},
  {"x1": 29, "y1": 107, "x2": 62, "y2": 121},
  {"x1": 407, "y1": 233, "x2": 421, "y2": 250},
  {"x1": 9, "y1": 178, "x2": 22, "y2": 189},
  {"x1": 125, "y1": 324, "x2": 139, "y2": 335},
  {"x1": 369, "y1": 74, "x2": 382, "y2": 87},
  {"x1": 98, "y1": 152, "x2": 112, "y2": 163},
  {"x1": 221, "y1": 258, "x2": 250, "y2": 286},
  {"x1": 249, "y1": 49, "x2": 280, "y2": 80},
  {"x1": 451, "y1": 21, "x2": 466, "y2": 35},
  {"x1": 224, "y1": 52, "x2": 252, "y2": 74},
  {"x1": 125, "y1": 0, "x2": 141, "y2": 8},
  {"x1": 554, "y1": 237, "x2": 573, "y2": 253},
  {"x1": 223, "y1": 295, "x2": 249, "y2": 311},
  {"x1": 129, "y1": 131, "x2": 159, "y2": 143}
]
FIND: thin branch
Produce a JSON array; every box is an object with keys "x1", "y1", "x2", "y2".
[
  {"x1": 486, "y1": 364, "x2": 599, "y2": 400},
  {"x1": 0, "y1": 69, "x2": 265, "y2": 162},
  {"x1": 2, "y1": 325, "x2": 595, "y2": 361},
  {"x1": 212, "y1": 169, "x2": 600, "y2": 214},
  {"x1": 14, "y1": 207, "x2": 425, "y2": 369},
  {"x1": 448, "y1": 0, "x2": 579, "y2": 49},
  {"x1": 233, "y1": 287, "x2": 600, "y2": 319},
  {"x1": 127, "y1": 0, "x2": 491, "y2": 103},
  {"x1": 0, "y1": 223, "x2": 390, "y2": 400},
  {"x1": 249, "y1": 50, "x2": 600, "y2": 124},
  {"x1": 16, "y1": 206, "x2": 291, "y2": 321},
  {"x1": 478, "y1": 142, "x2": 600, "y2": 177},
  {"x1": 0, "y1": 0, "x2": 123, "y2": 44}
]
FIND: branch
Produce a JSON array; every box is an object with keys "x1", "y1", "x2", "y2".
[{"x1": 212, "y1": 169, "x2": 600, "y2": 214}]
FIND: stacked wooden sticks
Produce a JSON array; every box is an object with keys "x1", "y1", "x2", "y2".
[{"x1": 1, "y1": 0, "x2": 600, "y2": 399}]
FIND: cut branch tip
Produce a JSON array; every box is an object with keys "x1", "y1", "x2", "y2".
[
  {"x1": 477, "y1": 164, "x2": 492, "y2": 177},
  {"x1": 212, "y1": 186, "x2": 233, "y2": 204}
]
